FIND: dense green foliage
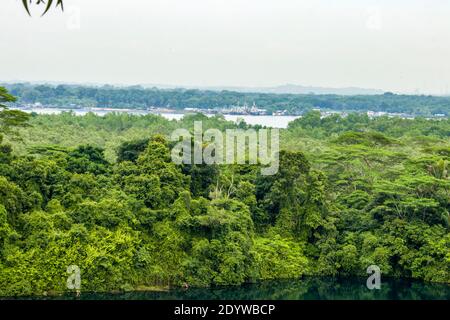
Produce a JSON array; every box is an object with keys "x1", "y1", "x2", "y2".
[
  {"x1": 5, "y1": 83, "x2": 450, "y2": 116},
  {"x1": 0, "y1": 88, "x2": 449, "y2": 296},
  {"x1": 0, "y1": 87, "x2": 30, "y2": 137}
]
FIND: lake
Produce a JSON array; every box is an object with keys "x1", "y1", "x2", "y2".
[
  {"x1": 10, "y1": 277, "x2": 450, "y2": 300},
  {"x1": 11, "y1": 107, "x2": 300, "y2": 129}
]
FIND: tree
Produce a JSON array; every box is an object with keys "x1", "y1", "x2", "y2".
[
  {"x1": 117, "y1": 138, "x2": 150, "y2": 163},
  {"x1": 67, "y1": 145, "x2": 109, "y2": 175},
  {"x1": 0, "y1": 205, "x2": 15, "y2": 257},
  {"x1": 0, "y1": 87, "x2": 30, "y2": 136}
]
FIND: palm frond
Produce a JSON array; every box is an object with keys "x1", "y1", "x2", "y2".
[
  {"x1": 22, "y1": 0, "x2": 31, "y2": 16},
  {"x1": 20, "y1": 0, "x2": 64, "y2": 16}
]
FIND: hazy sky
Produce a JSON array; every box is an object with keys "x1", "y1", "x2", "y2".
[{"x1": 1, "y1": 0, "x2": 450, "y2": 94}]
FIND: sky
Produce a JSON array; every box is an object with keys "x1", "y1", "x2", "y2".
[{"x1": 1, "y1": 0, "x2": 450, "y2": 94}]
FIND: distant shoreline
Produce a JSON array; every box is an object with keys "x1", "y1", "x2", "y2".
[{"x1": 12, "y1": 105, "x2": 303, "y2": 117}]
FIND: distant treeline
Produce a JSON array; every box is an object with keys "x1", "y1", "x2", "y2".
[{"x1": 4, "y1": 83, "x2": 450, "y2": 116}]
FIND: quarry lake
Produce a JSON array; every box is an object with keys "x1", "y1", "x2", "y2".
[
  {"x1": 11, "y1": 277, "x2": 450, "y2": 300},
  {"x1": 12, "y1": 107, "x2": 300, "y2": 128}
]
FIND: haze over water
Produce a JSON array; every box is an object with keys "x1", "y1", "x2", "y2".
[{"x1": 13, "y1": 107, "x2": 300, "y2": 128}]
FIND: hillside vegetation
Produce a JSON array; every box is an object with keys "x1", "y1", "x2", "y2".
[{"x1": 0, "y1": 90, "x2": 449, "y2": 295}]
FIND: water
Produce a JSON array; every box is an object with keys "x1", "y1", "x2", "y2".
[
  {"x1": 157, "y1": 113, "x2": 299, "y2": 128},
  {"x1": 11, "y1": 107, "x2": 299, "y2": 128},
  {"x1": 9, "y1": 277, "x2": 450, "y2": 300},
  {"x1": 220, "y1": 115, "x2": 299, "y2": 128}
]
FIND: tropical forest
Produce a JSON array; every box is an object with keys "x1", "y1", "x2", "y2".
[{"x1": 0, "y1": 86, "x2": 448, "y2": 297}]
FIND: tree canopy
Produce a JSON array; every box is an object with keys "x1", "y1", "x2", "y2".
[{"x1": 0, "y1": 86, "x2": 448, "y2": 296}]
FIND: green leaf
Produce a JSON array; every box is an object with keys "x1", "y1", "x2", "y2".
[
  {"x1": 41, "y1": 0, "x2": 54, "y2": 16},
  {"x1": 22, "y1": 0, "x2": 31, "y2": 16}
]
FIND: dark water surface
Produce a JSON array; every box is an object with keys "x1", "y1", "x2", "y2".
[{"x1": 11, "y1": 277, "x2": 450, "y2": 300}]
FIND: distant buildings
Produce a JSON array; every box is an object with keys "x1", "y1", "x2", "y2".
[
  {"x1": 9, "y1": 102, "x2": 447, "y2": 119},
  {"x1": 226, "y1": 103, "x2": 268, "y2": 115},
  {"x1": 366, "y1": 110, "x2": 415, "y2": 119},
  {"x1": 147, "y1": 106, "x2": 177, "y2": 113},
  {"x1": 273, "y1": 110, "x2": 288, "y2": 116},
  {"x1": 183, "y1": 103, "x2": 268, "y2": 116}
]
